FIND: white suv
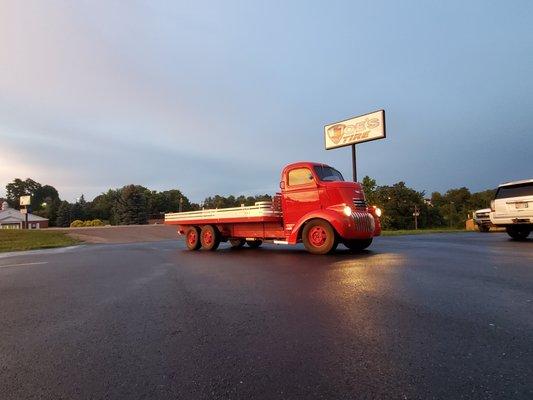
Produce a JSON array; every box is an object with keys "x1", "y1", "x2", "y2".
[{"x1": 490, "y1": 179, "x2": 533, "y2": 240}]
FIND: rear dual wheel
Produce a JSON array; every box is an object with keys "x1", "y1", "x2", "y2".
[
  {"x1": 200, "y1": 225, "x2": 221, "y2": 250},
  {"x1": 185, "y1": 227, "x2": 201, "y2": 250}
]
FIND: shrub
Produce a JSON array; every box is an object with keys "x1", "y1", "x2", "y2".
[
  {"x1": 90, "y1": 219, "x2": 104, "y2": 226},
  {"x1": 70, "y1": 220, "x2": 84, "y2": 228}
]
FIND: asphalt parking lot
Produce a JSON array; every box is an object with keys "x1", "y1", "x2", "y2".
[{"x1": 1, "y1": 233, "x2": 532, "y2": 399}]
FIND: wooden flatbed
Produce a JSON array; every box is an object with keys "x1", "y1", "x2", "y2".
[{"x1": 164, "y1": 201, "x2": 282, "y2": 225}]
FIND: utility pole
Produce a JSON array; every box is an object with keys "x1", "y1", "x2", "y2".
[
  {"x1": 413, "y1": 205, "x2": 420, "y2": 230},
  {"x1": 449, "y1": 201, "x2": 455, "y2": 229}
]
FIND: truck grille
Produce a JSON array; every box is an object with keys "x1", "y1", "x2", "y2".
[
  {"x1": 353, "y1": 198, "x2": 367, "y2": 210},
  {"x1": 352, "y1": 211, "x2": 375, "y2": 232}
]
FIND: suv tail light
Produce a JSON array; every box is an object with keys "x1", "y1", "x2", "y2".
[{"x1": 490, "y1": 200, "x2": 495, "y2": 212}]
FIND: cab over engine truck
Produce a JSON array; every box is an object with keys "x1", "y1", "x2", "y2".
[{"x1": 165, "y1": 162, "x2": 382, "y2": 254}]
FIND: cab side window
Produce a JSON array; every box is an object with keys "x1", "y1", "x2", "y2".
[{"x1": 288, "y1": 168, "x2": 314, "y2": 186}]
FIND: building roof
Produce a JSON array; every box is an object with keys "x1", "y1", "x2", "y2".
[{"x1": 0, "y1": 207, "x2": 48, "y2": 223}]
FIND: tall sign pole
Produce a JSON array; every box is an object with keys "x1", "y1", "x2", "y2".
[
  {"x1": 351, "y1": 144, "x2": 357, "y2": 182},
  {"x1": 20, "y1": 195, "x2": 31, "y2": 229},
  {"x1": 324, "y1": 109, "x2": 386, "y2": 182}
]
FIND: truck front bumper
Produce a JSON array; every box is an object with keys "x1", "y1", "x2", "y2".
[{"x1": 337, "y1": 211, "x2": 381, "y2": 239}]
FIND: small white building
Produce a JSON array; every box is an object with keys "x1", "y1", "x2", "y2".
[{"x1": 0, "y1": 201, "x2": 49, "y2": 229}]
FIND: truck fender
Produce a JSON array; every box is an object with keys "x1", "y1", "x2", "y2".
[{"x1": 288, "y1": 209, "x2": 346, "y2": 244}]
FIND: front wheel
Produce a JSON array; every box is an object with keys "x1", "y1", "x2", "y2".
[
  {"x1": 344, "y1": 238, "x2": 373, "y2": 251},
  {"x1": 478, "y1": 224, "x2": 490, "y2": 233},
  {"x1": 506, "y1": 226, "x2": 531, "y2": 240},
  {"x1": 302, "y1": 219, "x2": 338, "y2": 255}
]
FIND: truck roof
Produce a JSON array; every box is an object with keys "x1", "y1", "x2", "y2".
[
  {"x1": 499, "y1": 179, "x2": 533, "y2": 187},
  {"x1": 282, "y1": 161, "x2": 330, "y2": 171}
]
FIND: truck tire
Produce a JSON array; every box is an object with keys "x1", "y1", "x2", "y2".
[
  {"x1": 343, "y1": 238, "x2": 373, "y2": 251},
  {"x1": 200, "y1": 225, "x2": 221, "y2": 250},
  {"x1": 478, "y1": 225, "x2": 490, "y2": 233},
  {"x1": 185, "y1": 226, "x2": 201, "y2": 250},
  {"x1": 302, "y1": 219, "x2": 338, "y2": 255},
  {"x1": 506, "y1": 226, "x2": 531, "y2": 240},
  {"x1": 246, "y1": 240, "x2": 262, "y2": 248},
  {"x1": 230, "y1": 239, "x2": 245, "y2": 249}
]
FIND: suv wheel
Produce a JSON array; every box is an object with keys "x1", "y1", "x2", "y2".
[{"x1": 506, "y1": 226, "x2": 531, "y2": 240}]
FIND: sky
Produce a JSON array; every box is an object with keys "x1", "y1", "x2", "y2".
[{"x1": 1, "y1": 0, "x2": 532, "y2": 202}]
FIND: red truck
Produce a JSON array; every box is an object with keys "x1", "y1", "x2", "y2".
[{"x1": 165, "y1": 162, "x2": 382, "y2": 254}]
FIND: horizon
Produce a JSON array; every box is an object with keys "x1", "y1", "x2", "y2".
[{"x1": 1, "y1": 1, "x2": 532, "y2": 203}]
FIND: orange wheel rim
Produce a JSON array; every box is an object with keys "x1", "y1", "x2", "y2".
[
  {"x1": 309, "y1": 226, "x2": 327, "y2": 247},
  {"x1": 203, "y1": 230, "x2": 213, "y2": 245}
]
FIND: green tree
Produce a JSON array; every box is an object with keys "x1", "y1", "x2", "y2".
[
  {"x1": 71, "y1": 195, "x2": 88, "y2": 221},
  {"x1": 90, "y1": 189, "x2": 120, "y2": 223},
  {"x1": 470, "y1": 189, "x2": 496, "y2": 210},
  {"x1": 361, "y1": 176, "x2": 377, "y2": 204},
  {"x1": 115, "y1": 185, "x2": 148, "y2": 225},
  {"x1": 147, "y1": 189, "x2": 195, "y2": 216},
  {"x1": 202, "y1": 194, "x2": 272, "y2": 209},
  {"x1": 372, "y1": 182, "x2": 428, "y2": 230},
  {"x1": 5, "y1": 178, "x2": 42, "y2": 208},
  {"x1": 56, "y1": 201, "x2": 72, "y2": 227},
  {"x1": 432, "y1": 187, "x2": 473, "y2": 228}
]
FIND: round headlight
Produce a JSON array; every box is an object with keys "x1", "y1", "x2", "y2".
[
  {"x1": 374, "y1": 207, "x2": 382, "y2": 217},
  {"x1": 343, "y1": 206, "x2": 352, "y2": 216}
]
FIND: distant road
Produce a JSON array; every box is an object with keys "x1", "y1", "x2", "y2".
[
  {"x1": 1, "y1": 233, "x2": 532, "y2": 399},
  {"x1": 50, "y1": 224, "x2": 177, "y2": 243}
]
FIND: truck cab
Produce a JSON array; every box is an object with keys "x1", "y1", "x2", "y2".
[{"x1": 280, "y1": 162, "x2": 381, "y2": 252}]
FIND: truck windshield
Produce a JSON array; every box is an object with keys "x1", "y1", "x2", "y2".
[
  {"x1": 314, "y1": 166, "x2": 345, "y2": 182},
  {"x1": 495, "y1": 183, "x2": 533, "y2": 199}
]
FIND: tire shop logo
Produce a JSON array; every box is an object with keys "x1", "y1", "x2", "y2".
[{"x1": 327, "y1": 117, "x2": 380, "y2": 145}]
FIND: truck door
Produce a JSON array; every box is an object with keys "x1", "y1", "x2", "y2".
[{"x1": 282, "y1": 167, "x2": 321, "y2": 230}]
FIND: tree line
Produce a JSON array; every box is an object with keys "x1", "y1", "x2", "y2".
[
  {"x1": 361, "y1": 176, "x2": 495, "y2": 229},
  {"x1": 3, "y1": 177, "x2": 494, "y2": 229},
  {"x1": 2, "y1": 178, "x2": 271, "y2": 227}
]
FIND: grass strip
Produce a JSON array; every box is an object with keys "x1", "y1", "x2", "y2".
[{"x1": 0, "y1": 230, "x2": 80, "y2": 253}]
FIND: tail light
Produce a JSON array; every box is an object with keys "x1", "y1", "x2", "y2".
[{"x1": 490, "y1": 200, "x2": 495, "y2": 212}]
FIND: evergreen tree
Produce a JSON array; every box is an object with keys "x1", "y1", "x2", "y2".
[
  {"x1": 56, "y1": 201, "x2": 72, "y2": 227},
  {"x1": 115, "y1": 185, "x2": 148, "y2": 225}
]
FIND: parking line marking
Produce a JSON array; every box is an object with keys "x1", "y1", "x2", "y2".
[{"x1": 0, "y1": 261, "x2": 49, "y2": 269}]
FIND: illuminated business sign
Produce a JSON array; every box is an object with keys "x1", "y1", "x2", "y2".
[
  {"x1": 324, "y1": 109, "x2": 386, "y2": 150},
  {"x1": 19, "y1": 196, "x2": 31, "y2": 206}
]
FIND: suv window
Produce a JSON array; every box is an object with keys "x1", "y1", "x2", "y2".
[
  {"x1": 288, "y1": 168, "x2": 314, "y2": 186},
  {"x1": 495, "y1": 183, "x2": 533, "y2": 199}
]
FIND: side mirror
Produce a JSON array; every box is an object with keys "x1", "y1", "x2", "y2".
[{"x1": 280, "y1": 181, "x2": 285, "y2": 189}]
